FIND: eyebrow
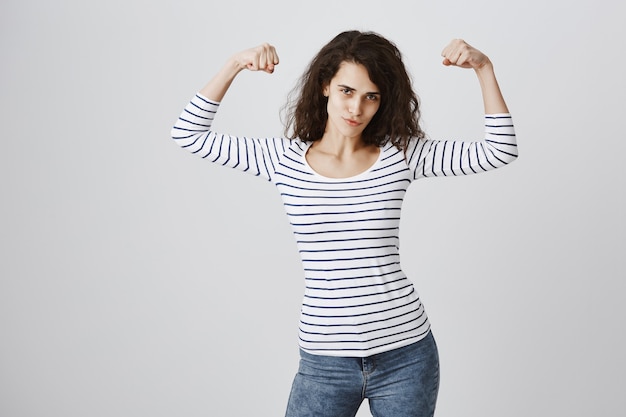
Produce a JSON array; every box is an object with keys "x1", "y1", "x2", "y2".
[{"x1": 337, "y1": 84, "x2": 381, "y2": 95}]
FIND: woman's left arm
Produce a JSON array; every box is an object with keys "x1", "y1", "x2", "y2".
[
  {"x1": 441, "y1": 39, "x2": 508, "y2": 114},
  {"x1": 407, "y1": 40, "x2": 517, "y2": 180}
]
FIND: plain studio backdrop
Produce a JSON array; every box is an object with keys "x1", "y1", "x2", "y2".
[{"x1": 1, "y1": 0, "x2": 624, "y2": 416}]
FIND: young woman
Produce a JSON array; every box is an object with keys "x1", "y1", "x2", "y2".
[{"x1": 171, "y1": 30, "x2": 517, "y2": 417}]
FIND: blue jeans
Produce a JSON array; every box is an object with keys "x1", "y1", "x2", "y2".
[{"x1": 285, "y1": 331, "x2": 440, "y2": 417}]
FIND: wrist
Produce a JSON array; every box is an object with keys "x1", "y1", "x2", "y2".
[
  {"x1": 474, "y1": 60, "x2": 494, "y2": 76},
  {"x1": 474, "y1": 61, "x2": 498, "y2": 89},
  {"x1": 224, "y1": 56, "x2": 246, "y2": 75}
]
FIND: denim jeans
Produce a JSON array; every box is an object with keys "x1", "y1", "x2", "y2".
[{"x1": 285, "y1": 331, "x2": 440, "y2": 417}]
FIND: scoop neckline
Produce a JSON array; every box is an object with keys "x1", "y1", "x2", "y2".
[{"x1": 302, "y1": 141, "x2": 387, "y2": 181}]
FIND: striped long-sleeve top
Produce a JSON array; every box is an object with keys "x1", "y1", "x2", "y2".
[{"x1": 171, "y1": 93, "x2": 518, "y2": 357}]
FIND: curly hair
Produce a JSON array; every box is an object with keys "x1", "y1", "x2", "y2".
[{"x1": 283, "y1": 30, "x2": 425, "y2": 150}]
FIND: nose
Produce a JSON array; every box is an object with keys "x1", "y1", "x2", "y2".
[{"x1": 348, "y1": 98, "x2": 362, "y2": 116}]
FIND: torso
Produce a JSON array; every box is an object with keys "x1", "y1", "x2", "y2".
[{"x1": 272, "y1": 139, "x2": 429, "y2": 357}]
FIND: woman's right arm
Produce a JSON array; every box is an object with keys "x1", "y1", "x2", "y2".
[
  {"x1": 171, "y1": 44, "x2": 287, "y2": 181},
  {"x1": 199, "y1": 43, "x2": 279, "y2": 102}
]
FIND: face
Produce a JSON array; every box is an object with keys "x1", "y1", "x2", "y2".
[{"x1": 323, "y1": 61, "x2": 381, "y2": 141}]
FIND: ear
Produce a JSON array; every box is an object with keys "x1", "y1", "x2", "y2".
[{"x1": 322, "y1": 83, "x2": 329, "y2": 97}]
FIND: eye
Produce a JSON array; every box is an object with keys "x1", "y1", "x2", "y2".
[
  {"x1": 366, "y1": 94, "x2": 379, "y2": 101},
  {"x1": 340, "y1": 88, "x2": 352, "y2": 95}
]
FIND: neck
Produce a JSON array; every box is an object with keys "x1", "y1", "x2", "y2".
[{"x1": 315, "y1": 131, "x2": 368, "y2": 157}]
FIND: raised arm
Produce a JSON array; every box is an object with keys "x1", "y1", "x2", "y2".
[
  {"x1": 408, "y1": 40, "x2": 517, "y2": 179},
  {"x1": 441, "y1": 39, "x2": 508, "y2": 114},
  {"x1": 171, "y1": 43, "x2": 287, "y2": 181},
  {"x1": 199, "y1": 43, "x2": 280, "y2": 102}
]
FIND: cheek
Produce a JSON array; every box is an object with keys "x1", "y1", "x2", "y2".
[
  {"x1": 367, "y1": 103, "x2": 381, "y2": 119},
  {"x1": 328, "y1": 96, "x2": 344, "y2": 114}
]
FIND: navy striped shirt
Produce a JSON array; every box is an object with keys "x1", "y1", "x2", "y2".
[{"x1": 172, "y1": 93, "x2": 518, "y2": 357}]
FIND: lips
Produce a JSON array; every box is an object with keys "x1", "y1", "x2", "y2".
[{"x1": 343, "y1": 118, "x2": 361, "y2": 127}]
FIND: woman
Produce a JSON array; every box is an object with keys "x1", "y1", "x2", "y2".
[{"x1": 171, "y1": 30, "x2": 517, "y2": 417}]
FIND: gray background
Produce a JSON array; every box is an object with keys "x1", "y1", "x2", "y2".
[{"x1": 1, "y1": 0, "x2": 624, "y2": 416}]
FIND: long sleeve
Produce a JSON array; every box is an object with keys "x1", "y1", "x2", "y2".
[
  {"x1": 170, "y1": 93, "x2": 291, "y2": 182},
  {"x1": 406, "y1": 113, "x2": 518, "y2": 179}
]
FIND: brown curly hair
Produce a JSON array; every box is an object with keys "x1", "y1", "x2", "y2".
[{"x1": 283, "y1": 30, "x2": 425, "y2": 150}]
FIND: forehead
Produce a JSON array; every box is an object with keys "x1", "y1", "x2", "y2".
[{"x1": 331, "y1": 61, "x2": 378, "y2": 90}]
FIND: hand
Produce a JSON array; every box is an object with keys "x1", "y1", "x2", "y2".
[
  {"x1": 441, "y1": 39, "x2": 491, "y2": 70},
  {"x1": 232, "y1": 43, "x2": 280, "y2": 74},
  {"x1": 441, "y1": 39, "x2": 508, "y2": 113}
]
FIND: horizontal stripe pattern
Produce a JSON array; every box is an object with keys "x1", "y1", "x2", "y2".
[
  {"x1": 406, "y1": 114, "x2": 518, "y2": 179},
  {"x1": 276, "y1": 142, "x2": 429, "y2": 355},
  {"x1": 171, "y1": 93, "x2": 518, "y2": 357},
  {"x1": 171, "y1": 94, "x2": 291, "y2": 181}
]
